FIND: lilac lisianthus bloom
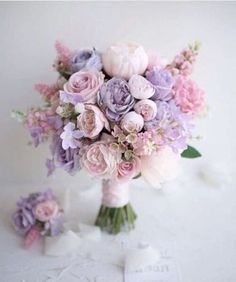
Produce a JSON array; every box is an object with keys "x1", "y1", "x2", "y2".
[
  {"x1": 60, "y1": 122, "x2": 83, "y2": 150},
  {"x1": 46, "y1": 134, "x2": 81, "y2": 176},
  {"x1": 71, "y1": 48, "x2": 102, "y2": 73},
  {"x1": 99, "y1": 77, "x2": 135, "y2": 121},
  {"x1": 146, "y1": 68, "x2": 174, "y2": 101},
  {"x1": 145, "y1": 100, "x2": 192, "y2": 152}
]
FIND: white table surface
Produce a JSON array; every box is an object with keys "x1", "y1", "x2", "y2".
[{"x1": 1, "y1": 160, "x2": 235, "y2": 282}]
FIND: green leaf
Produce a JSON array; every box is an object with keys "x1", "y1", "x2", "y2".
[
  {"x1": 181, "y1": 145, "x2": 202, "y2": 158},
  {"x1": 133, "y1": 173, "x2": 141, "y2": 179}
]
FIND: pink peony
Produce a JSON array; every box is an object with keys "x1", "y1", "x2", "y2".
[
  {"x1": 81, "y1": 142, "x2": 117, "y2": 179},
  {"x1": 120, "y1": 111, "x2": 144, "y2": 133},
  {"x1": 140, "y1": 147, "x2": 180, "y2": 188},
  {"x1": 77, "y1": 105, "x2": 110, "y2": 139},
  {"x1": 129, "y1": 74, "x2": 155, "y2": 99},
  {"x1": 134, "y1": 99, "x2": 157, "y2": 121},
  {"x1": 102, "y1": 42, "x2": 148, "y2": 80},
  {"x1": 61, "y1": 69, "x2": 104, "y2": 105},
  {"x1": 117, "y1": 155, "x2": 141, "y2": 181},
  {"x1": 34, "y1": 200, "x2": 59, "y2": 222},
  {"x1": 173, "y1": 76, "x2": 205, "y2": 116}
]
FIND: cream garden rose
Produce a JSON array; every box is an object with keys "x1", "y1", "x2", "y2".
[
  {"x1": 129, "y1": 75, "x2": 155, "y2": 99},
  {"x1": 60, "y1": 69, "x2": 104, "y2": 105},
  {"x1": 34, "y1": 200, "x2": 59, "y2": 222},
  {"x1": 134, "y1": 99, "x2": 157, "y2": 121},
  {"x1": 120, "y1": 111, "x2": 144, "y2": 133},
  {"x1": 77, "y1": 105, "x2": 110, "y2": 138},
  {"x1": 81, "y1": 142, "x2": 117, "y2": 179},
  {"x1": 102, "y1": 42, "x2": 148, "y2": 80}
]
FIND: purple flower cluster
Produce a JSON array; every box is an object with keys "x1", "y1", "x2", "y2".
[
  {"x1": 12, "y1": 189, "x2": 63, "y2": 236},
  {"x1": 145, "y1": 100, "x2": 192, "y2": 152},
  {"x1": 146, "y1": 68, "x2": 174, "y2": 101}
]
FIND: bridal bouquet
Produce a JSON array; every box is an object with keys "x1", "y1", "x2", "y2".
[{"x1": 14, "y1": 41, "x2": 205, "y2": 234}]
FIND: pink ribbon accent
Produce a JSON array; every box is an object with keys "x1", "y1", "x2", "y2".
[
  {"x1": 24, "y1": 224, "x2": 41, "y2": 248},
  {"x1": 102, "y1": 179, "x2": 130, "y2": 208}
]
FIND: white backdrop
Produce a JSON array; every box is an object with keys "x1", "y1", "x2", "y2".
[{"x1": 0, "y1": 3, "x2": 236, "y2": 282}]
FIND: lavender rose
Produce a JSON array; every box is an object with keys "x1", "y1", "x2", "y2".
[
  {"x1": 146, "y1": 68, "x2": 174, "y2": 100},
  {"x1": 71, "y1": 48, "x2": 102, "y2": 73},
  {"x1": 99, "y1": 77, "x2": 135, "y2": 121}
]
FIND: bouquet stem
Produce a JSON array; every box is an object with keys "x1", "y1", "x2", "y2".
[
  {"x1": 95, "y1": 203, "x2": 137, "y2": 234},
  {"x1": 95, "y1": 179, "x2": 137, "y2": 234}
]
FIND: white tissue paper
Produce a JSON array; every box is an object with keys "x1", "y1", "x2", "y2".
[
  {"x1": 125, "y1": 242, "x2": 160, "y2": 272},
  {"x1": 44, "y1": 230, "x2": 81, "y2": 256},
  {"x1": 78, "y1": 223, "x2": 101, "y2": 241}
]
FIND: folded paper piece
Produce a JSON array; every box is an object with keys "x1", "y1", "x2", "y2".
[{"x1": 125, "y1": 242, "x2": 160, "y2": 272}]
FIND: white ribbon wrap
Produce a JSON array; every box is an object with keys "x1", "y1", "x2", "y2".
[{"x1": 102, "y1": 179, "x2": 130, "y2": 208}]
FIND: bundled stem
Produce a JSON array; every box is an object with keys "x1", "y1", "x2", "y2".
[{"x1": 95, "y1": 203, "x2": 137, "y2": 234}]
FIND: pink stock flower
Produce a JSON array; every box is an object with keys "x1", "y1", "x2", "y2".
[
  {"x1": 173, "y1": 76, "x2": 205, "y2": 116},
  {"x1": 117, "y1": 155, "x2": 141, "y2": 181},
  {"x1": 134, "y1": 99, "x2": 157, "y2": 121},
  {"x1": 61, "y1": 70, "x2": 104, "y2": 105},
  {"x1": 77, "y1": 105, "x2": 110, "y2": 138},
  {"x1": 81, "y1": 142, "x2": 117, "y2": 179},
  {"x1": 33, "y1": 200, "x2": 59, "y2": 222},
  {"x1": 120, "y1": 111, "x2": 144, "y2": 133}
]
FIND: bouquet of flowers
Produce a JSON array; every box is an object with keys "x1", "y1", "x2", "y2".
[
  {"x1": 13, "y1": 41, "x2": 205, "y2": 234},
  {"x1": 12, "y1": 189, "x2": 64, "y2": 248}
]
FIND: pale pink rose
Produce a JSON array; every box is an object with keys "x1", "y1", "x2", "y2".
[
  {"x1": 77, "y1": 105, "x2": 110, "y2": 139},
  {"x1": 102, "y1": 42, "x2": 148, "y2": 80},
  {"x1": 174, "y1": 76, "x2": 205, "y2": 116},
  {"x1": 134, "y1": 99, "x2": 157, "y2": 121},
  {"x1": 140, "y1": 147, "x2": 180, "y2": 189},
  {"x1": 62, "y1": 70, "x2": 104, "y2": 104},
  {"x1": 117, "y1": 155, "x2": 141, "y2": 181},
  {"x1": 129, "y1": 75, "x2": 155, "y2": 99},
  {"x1": 34, "y1": 200, "x2": 59, "y2": 222},
  {"x1": 120, "y1": 111, "x2": 144, "y2": 133},
  {"x1": 147, "y1": 52, "x2": 168, "y2": 70},
  {"x1": 81, "y1": 142, "x2": 117, "y2": 179}
]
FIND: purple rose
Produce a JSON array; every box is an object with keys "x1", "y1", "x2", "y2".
[
  {"x1": 146, "y1": 68, "x2": 174, "y2": 100},
  {"x1": 46, "y1": 134, "x2": 81, "y2": 176},
  {"x1": 71, "y1": 48, "x2": 102, "y2": 73},
  {"x1": 99, "y1": 77, "x2": 135, "y2": 121}
]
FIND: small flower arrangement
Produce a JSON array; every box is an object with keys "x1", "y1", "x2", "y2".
[
  {"x1": 14, "y1": 41, "x2": 205, "y2": 234},
  {"x1": 12, "y1": 189, "x2": 63, "y2": 248}
]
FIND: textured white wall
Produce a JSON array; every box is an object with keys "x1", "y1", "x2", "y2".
[{"x1": 0, "y1": 2, "x2": 236, "y2": 184}]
